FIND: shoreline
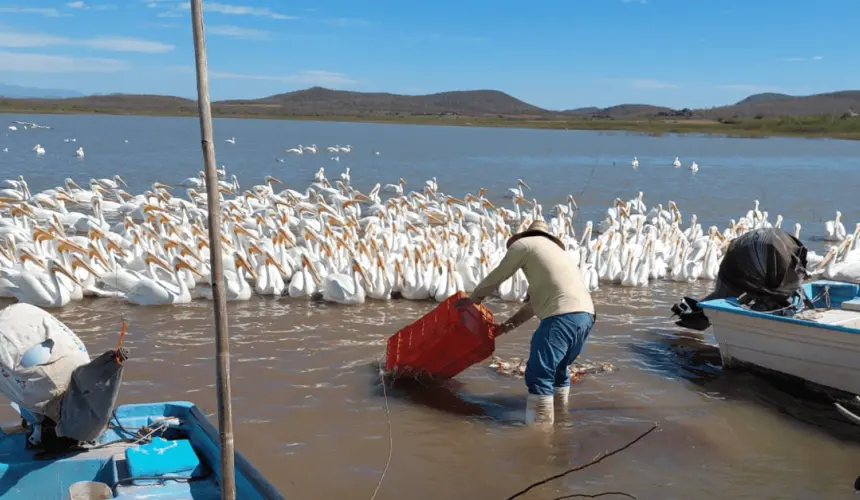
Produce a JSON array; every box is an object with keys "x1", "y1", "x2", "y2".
[{"x1": 2, "y1": 106, "x2": 860, "y2": 141}]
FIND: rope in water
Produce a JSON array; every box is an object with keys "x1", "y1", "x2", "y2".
[
  {"x1": 506, "y1": 424, "x2": 658, "y2": 500},
  {"x1": 369, "y1": 366, "x2": 393, "y2": 500}
]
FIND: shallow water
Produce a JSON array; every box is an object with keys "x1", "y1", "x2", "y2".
[{"x1": 1, "y1": 114, "x2": 859, "y2": 499}]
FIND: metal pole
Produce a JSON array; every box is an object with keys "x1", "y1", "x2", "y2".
[{"x1": 189, "y1": 1, "x2": 236, "y2": 498}]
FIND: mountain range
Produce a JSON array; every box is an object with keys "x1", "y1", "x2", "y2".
[
  {"x1": 2, "y1": 85, "x2": 859, "y2": 120},
  {"x1": 0, "y1": 83, "x2": 83, "y2": 99}
]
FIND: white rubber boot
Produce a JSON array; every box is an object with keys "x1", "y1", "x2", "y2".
[
  {"x1": 525, "y1": 394, "x2": 554, "y2": 425},
  {"x1": 554, "y1": 386, "x2": 570, "y2": 410}
]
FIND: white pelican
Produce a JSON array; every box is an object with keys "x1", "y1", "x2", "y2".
[
  {"x1": 506, "y1": 178, "x2": 531, "y2": 198},
  {"x1": 33, "y1": 144, "x2": 45, "y2": 155},
  {"x1": 201, "y1": 253, "x2": 256, "y2": 301},
  {"x1": 384, "y1": 178, "x2": 405, "y2": 195},
  {"x1": 125, "y1": 256, "x2": 203, "y2": 306},
  {"x1": 632, "y1": 157, "x2": 639, "y2": 169},
  {"x1": 340, "y1": 168, "x2": 351, "y2": 185},
  {"x1": 1, "y1": 258, "x2": 82, "y2": 308},
  {"x1": 321, "y1": 259, "x2": 371, "y2": 305},
  {"x1": 225, "y1": 137, "x2": 236, "y2": 144},
  {"x1": 689, "y1": 161, "x2": 699, "y2": 172},
  {"x1": 825, "y1": 211, "x2": 847, "y2": 241},
  {"x1": 673, "y1": 157, "x2": 681, "y2": 168},
  {"x1": 75, "y1": 147, "x2": 85, "y2": 158},
  {"x1": 285, "y1": 145, "x2": 304, "y2": 155},
  {"x1": 303, "y1": 144, "x2": 317, "y2": 154}
]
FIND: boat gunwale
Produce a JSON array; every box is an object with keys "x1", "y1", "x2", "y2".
[{"x1": 699, "y1": 281, "x2": 860, "y2": 336}]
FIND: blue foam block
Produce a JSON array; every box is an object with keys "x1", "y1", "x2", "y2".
[{"x1": 125, "y1": 437, "x2": 204, "y2": 485}]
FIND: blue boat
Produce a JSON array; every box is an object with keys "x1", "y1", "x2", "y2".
[
  {"x1": 0, "y1": 401, "x2": 284, "y2": 499},
  {"x1": 699, "y1": 280, "x2": 860, "y2": 396}
]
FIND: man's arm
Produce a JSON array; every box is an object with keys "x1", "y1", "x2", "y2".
[
  {"x1": 469, "y1": 245, "x2": 527, "y2": 304},
  {"x1": 498, "y1": 301, "x2": 534, "y2": 334}
]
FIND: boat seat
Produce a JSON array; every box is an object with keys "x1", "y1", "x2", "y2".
[
  {"x1": 125, "y1": 437, "x2": 205, "y2": 486},
  {"x1": 842, "y1": 299, "x2": 860, "y2": 312}
]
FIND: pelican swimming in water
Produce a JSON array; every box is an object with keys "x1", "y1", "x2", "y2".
[
  {"x1": 75, "y1": 147, "x2": 85, "y2": 158},
  {"x1": 673, "y1": 157, "x2": 681, "y2": 168},
  {"x1": 225, "y1": 137, "x2": 236, "y2": 144},
  {"x1": 285, "y1": 145, "x2": 304, "y2": 155},
  {"x1": 33, "y1": 144, "x2": 45, "y2": 155},
  {"x1": 689, "y1": 161, "x2": 699, "y2": 172},
  {"x1": 632, "y1": 157, "x2": 639, "y2": 169}
]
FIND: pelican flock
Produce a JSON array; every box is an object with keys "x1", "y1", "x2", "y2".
[{"x1": 0, "y1": 167, "x2": 854, "y2": 310}]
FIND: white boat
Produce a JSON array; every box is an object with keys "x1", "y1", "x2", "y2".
[{"x1": 698, "y1": 280, "x2": 860, "y2": 395}]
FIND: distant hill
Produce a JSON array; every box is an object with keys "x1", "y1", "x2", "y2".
[
  {"x1": 216, "y1": 87, "x2": 547, "y2": 117},
  {"x1": 703, "y1": 91, "x2": 860, "y2": 118},
  {"x1": 734, "y1": 93, "x2": 793, "y2": 106},
  {"x1": 0, "y1": 83, "x2": 83, "y2": 99},
  {"x1": 2, "y1": 86, "x2": 859, "y2": 121}
]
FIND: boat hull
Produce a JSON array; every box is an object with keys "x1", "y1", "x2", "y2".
[
  {"x1": 700, "y1": 281, "x2": 860, "y2": 395},
  {"x1": 0, "y1": 401, "x2": 284, "y2": 499}
]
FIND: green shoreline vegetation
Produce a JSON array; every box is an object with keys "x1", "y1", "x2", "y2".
[{"x1": 2, "y1": 103, "x2": 860, "y2": 140}]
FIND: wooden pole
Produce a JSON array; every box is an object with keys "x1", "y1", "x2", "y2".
[{"x1": 188, "y1": 1, "x2": 236, "y2": 498}]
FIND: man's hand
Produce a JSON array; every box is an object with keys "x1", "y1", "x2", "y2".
[
  {"x1": 454, "y1": 297, "x2": 478, "y2": 309},
  {"x1": 494, "y1": 322, "x2": 514, "y2": 335}
]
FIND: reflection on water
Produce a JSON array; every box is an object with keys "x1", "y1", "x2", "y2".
[{"x1": 0, "y1": 116, "x2": 858, "y2": 498}]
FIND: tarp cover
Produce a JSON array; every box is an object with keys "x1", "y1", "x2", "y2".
[
  {"x1": 714, "y1": 228, "x2": 809, "y2": 306},
  {"x1": 57, "y1": 348, "x2": 127, "y2": 442},
  {"x1": 0, "y1": 303, "x2": 90, "y2": 421}
]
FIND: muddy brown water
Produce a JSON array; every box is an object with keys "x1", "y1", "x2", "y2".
[
  {"x1": 1, "y1": 115, "x2": 859, "y2": 498},
  {"x1": 1, "y1": 280, "x2": 858, "y2": 499}
]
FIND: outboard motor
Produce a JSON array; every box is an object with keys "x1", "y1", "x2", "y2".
[
  {"x1": 671, "y1": 228, "x2": 811, "y2": 330},
  {"x1": 0, "y1": 303, "x2": 128, "y2": 452}
]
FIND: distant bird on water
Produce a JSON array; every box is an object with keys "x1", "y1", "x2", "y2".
[
  {"x1": 33, "y1": 144, "x2": 45, "y2": 155},
  {"x1": 285, "y1": 145, "x2": 304, "y2": 155},
  {"x1": 75, "y1": 147, "x2": 85, "y2": 158},
  {"x1": 632, "y1": 157, "x2": 639, "y2": 169},
  {"x1": 225, "y1": 137, "x2": 236, "y2": 144},
  {"x1": 690, "y1": 161, "x2": 699, "y2": 172},
  {"x1": 673, "y1": 156, "x2": 681, "y2": 168}
]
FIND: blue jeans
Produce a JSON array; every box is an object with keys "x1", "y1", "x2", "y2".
[{"x1": 525, "y1": 312, "x2": 595, "y2": 396}]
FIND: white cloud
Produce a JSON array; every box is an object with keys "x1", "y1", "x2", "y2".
[
  {"x1": 207, "y1": 25, "x2": 271, "y2": 40},
  {"x1": 629, "y1": 78, "x2": 680, "y2": 89},
  {"x1": 66, "y1": 2, "x2": 118, "y2": 10},
  {"x1": 170, "y1": 66, "x2": 357, "y2": 86},
  {"x1": 206, "y1": 3, "x2": 297, "y2": 20},
  {"x1": 0, "y1": 7, "x2": 69, "y2": 17},
  {"x1": 780, "y1": 56, "x2": 824, "y2": 62},
  {"x1": 0, "y1": 28, "x2": 175, "y2": 53},
  {"x1": 323, "y1": 18, "x2": 370, "y2": 27},
  {"x1": 0, "y1": 50, "x2": 129, "y2": 72}
]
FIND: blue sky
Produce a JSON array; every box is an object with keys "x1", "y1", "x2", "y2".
[{"x1": 0, "y1": 0, "x2": 858, "y2": 109}]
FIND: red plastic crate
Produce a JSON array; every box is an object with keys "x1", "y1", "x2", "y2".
[{"x1": 385, "y1": 292, "x2": 499, "y2": 380}]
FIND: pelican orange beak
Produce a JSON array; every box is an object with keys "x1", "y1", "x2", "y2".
[
  {"x1": 265, "y1": 175, "x2": 282, "y2": 185},
  {"x1": 51, "y1": 261, "x2": 83, "y2": 287},
  {"x1": 144, "y1": 252, "x2": 171, "y2": 271},
  {"x1": 235, "y1": 254, "x2": 258, "y2": 281},
  {"x1": 56, "y1": 240, "x2": 88, "y2": 256},
  {"x1": 153, "y1": 182, "x2": 172, "y2": 190},
  {"x1": 175, "y1": 258, "x2": 205, "y2": 278},
  {"x1": 300, "y1": 254, "x2": 321, "y2": 285},
  {"x1": 180, "y1": 242, "x2": 202, "y2": 262},
  {"x1": 71, "y1": 255, "x2": 99, "y2": 276},
  {"x1": 233, "y1": 225, "x2": 253, "y2": 238},
  {"x1": 352, "y1": 260, "x2": 373, "y2": 290},
  {"x1": 32, "y1": 227, "x2": 54, "y2": 243},
  {"x1": 55, "y1": 192, "x2": 78, "y2": 204},
  {"x1": 163, "y1": 239, "x2": 179, "y2": 252},
  {"x1": 263, "y1": 253, "x2": 289, "y2": 277},
  {"x1": 519, "y1": 179, "x2": 531, "y2": 190},
  {"x1": 142, "y1": 203, "x2": 166, "y2": 215},
  {"x1": 20, "y1": 249, "x2": 48, "y2": 270}
]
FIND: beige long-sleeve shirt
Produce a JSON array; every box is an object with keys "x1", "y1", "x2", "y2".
[{"x1": 471, "y1": 235, "x2": 595, "y2": 320}]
